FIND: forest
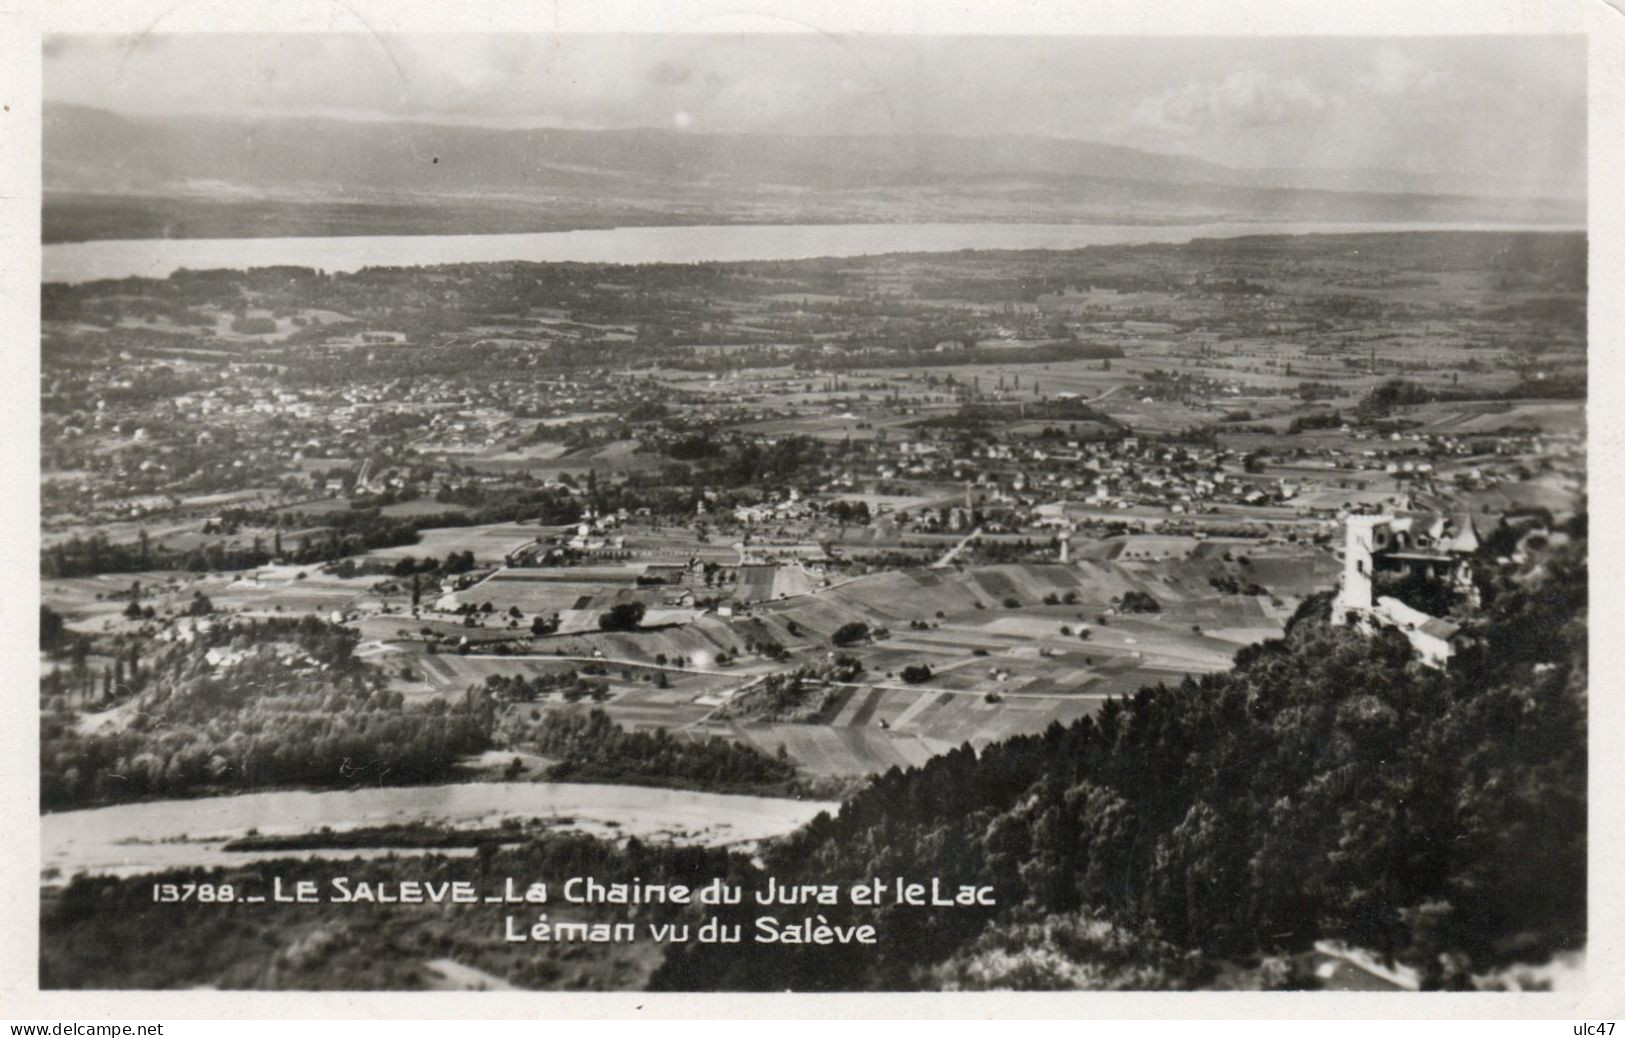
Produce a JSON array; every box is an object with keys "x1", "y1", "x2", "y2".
[
  {"x1": 40, "y1": 617, "x2": 494, "y2": 809},
  {"x1": 651, "y1": 525, "x2": 1587, "y2": 990}
]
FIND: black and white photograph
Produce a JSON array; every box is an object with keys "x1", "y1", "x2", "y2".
[{"x1": 9, "y1": 2, "x2": 1614, "y2": 1014}]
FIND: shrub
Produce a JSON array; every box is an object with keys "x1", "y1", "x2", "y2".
[
  {"x1": 831, "y1": 621, "x2": 871, "y2": 647},
  {"x1": 598, "y1": 602, "x2": 647, "y2": 632},
  {"x1": 1119, "y1": 591, "x2": 1161, "y2": 614}
]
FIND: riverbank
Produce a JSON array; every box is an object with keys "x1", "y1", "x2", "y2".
[{"x1": 42, "y1": 781, "x2": 837, "y2": 881}]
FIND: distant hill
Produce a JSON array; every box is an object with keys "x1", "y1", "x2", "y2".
[{"x1": 43, "y1": 104, "x2": 1583, "y2": 242}]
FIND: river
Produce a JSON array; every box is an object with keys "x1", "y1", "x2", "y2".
[
  {"x1": 42, "y1": 782, "x2": 837, "y2": 880},
  {"x1": 40, "y1": 220, "x2": 1575, "y2": 283}
]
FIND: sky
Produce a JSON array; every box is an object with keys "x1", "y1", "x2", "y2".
[{"x1": 43, "y1": 33, "x2": 1586, "y2": 196}]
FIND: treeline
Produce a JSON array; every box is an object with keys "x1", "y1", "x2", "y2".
[
  {"x1": 39, "y1": 516, "x2": 421, "y2": 579},
  {"x1": 793, "y1": 339, "x2": 1124, "y2": 372},
  {"x1": 40, "y1": 487, "x2": 586, "y2": 578},
  {"x1": 1287, "y1": 411, "x2": 1344, "y2": 434},
  {"x1": 481, "y1": 670, "x2": 609, "y2": 704},
  {"x1": 915, "y1": 399, "x2": 1122, "y2": 432},
  {"x1": 1359, "y1": 377, "x2": 1586, "y2": 416},
  {"x1": 507, "y1": 708, "x2": 799, "y2": 795},
  {"x1": 1285, "y1": 376, "x2": 1586, "y2": 437},
  {"x1": 653, "y1": 433, "x2": 827, "y2": 488},
  {"x1": 653, "y1": 531, "x2": 1587, "y2": 990}
]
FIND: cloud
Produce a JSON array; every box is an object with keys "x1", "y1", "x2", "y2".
[
  {"x1": 1130, "y1": 69, "x2": 1332, "y2": 139},
  {"x1": 39, "y1": 33, "x2": 1580, "y2": 195},
  {"x1": 1360, "y1": 47, "x2": 1444, "y2": 97},
  {"x1": 647, "y1": 62, "x2": 692, "y2": 88}
]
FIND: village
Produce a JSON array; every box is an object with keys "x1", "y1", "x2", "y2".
[{"x1": 39, "y1": 232, "x2": 1584, "y2": 781}]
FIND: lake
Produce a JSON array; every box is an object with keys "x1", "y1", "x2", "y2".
[
  {"x1": 40, "y1": 220, "x2": 1573, "y2": 283},
  {"x1": 42, "y1": 782, "x2": 837, "y2": 880}
]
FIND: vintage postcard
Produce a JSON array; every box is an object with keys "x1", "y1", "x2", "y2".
[{"x1": 1, "y1": 0, "x2": 1619, "y2": 1022}]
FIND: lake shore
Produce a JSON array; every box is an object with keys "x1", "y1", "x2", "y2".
[{"x1": 42, "y1": 219, "x2": 1583, "y2": 284}]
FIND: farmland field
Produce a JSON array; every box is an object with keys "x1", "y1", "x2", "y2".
[{"x1": 365, "y1": 551, "x2": 1335, "y2": 777}]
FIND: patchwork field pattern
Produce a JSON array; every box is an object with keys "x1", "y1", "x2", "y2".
[{"x1": 358, "y1": 551, "x2": 1334, "y2": 777}]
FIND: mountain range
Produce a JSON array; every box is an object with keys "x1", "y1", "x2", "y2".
[{"x1": 43, "y1": 104, "x2": 1584, "y2": 243}]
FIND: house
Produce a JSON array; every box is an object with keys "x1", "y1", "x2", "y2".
[
  {"x1": 1333, "y1": 514, "x2": 1477, "y2": 668},
  {"x1": 1374, "y1": 596, "x2": 1465, "y2": 669}
]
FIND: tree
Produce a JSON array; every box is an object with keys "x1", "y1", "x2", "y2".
[
  {"x1": 40, "y1": 605, "x2": 66, "y2": 652},
  {"x1": 598, "y1": 602, "x2": 647, "y2": 632},
  {"x1": 831, "y1": 621, "x2": 871, "y2": 647},
  {"x1": 1119, "y1": 591, "x2": 1160, "y2": 614},
  {"x1": 672, "y1": 532, "x2": 1589, "y2": 991},
  {"x1": 900, "y1": 664, "x2": 934, "y2": 684}
]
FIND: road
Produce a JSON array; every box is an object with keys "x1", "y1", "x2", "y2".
[{"x1": 930, "y1": 526, "x2": 983, "y2": 569}]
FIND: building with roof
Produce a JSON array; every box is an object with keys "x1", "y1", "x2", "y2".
[{"x1": 1333, "y1": 513, "x2": 1479, "y2": 668}]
